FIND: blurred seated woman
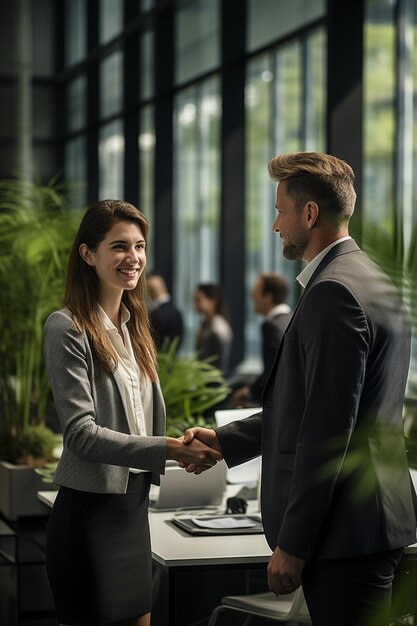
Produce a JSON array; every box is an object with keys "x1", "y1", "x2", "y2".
[{"x1": 194, "y1": 283, "x2": 233, "y2": 377}]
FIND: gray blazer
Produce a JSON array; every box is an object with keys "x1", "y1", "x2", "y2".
[
  {"x1": 217, "y1": 240, "x2": 417, "y2": 560},
  {"x1": 44, "y1": 308, "x2": 167, "y2": 493}
]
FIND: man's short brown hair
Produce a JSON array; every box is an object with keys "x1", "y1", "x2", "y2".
[
  {"x1": 268, "y1": 152, "x2": 356, "y2": 222},
  {"x1": 259, "y1": 272, "x2": 288, "y2": 305}
]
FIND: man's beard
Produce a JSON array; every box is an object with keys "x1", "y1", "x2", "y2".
[{"x1": 282, "y1": 236, "x2": 308, "y2": 261}]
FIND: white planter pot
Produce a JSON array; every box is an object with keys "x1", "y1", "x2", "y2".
[{"x1": 0, "y1": 461, "x2": 50, "y2": 521}]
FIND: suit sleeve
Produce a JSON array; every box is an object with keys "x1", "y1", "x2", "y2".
[
  {"x1": 44, "y1": 312, "x2": 167, "y2": 474},
  {"x1": 250, "y1": 320, "x2": 283, "y2": 402},
  {"x1": 277, "y1": 280, "x2": 370, "y2": 559},
  {"x1": 216, "y1": 411, "x2": 263, "y2": 467}
]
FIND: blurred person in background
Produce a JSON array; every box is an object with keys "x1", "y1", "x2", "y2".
[
  {"x1": 147, "y1": 273, "x2": 183, "y2": 352},
  {"x1": 194, "y1": 283, "x2": 233, "y2": 377},
  {"x1": 232, "y1": 272, "x2": 291, "y2": 407}
]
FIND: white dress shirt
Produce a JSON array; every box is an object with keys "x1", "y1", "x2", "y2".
[
  {"x1": 265, "y1": 303, "x2": 291, "y2": 320},
  {"x1": 296, "y1": 236, "x2": 352, "y2": 289},
  {"x1": 98, "y1": 304, "x2": 154, "y2": 474}
]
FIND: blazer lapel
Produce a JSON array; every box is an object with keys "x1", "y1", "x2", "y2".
[{"x1": 262, "y1": 239, "x2": 361, "y2": 400}]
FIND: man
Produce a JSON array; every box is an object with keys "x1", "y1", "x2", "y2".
[
  {"x1": 183, "y1": 152, "x2": 417, "y2": 625},
  {"x1": 147, "y1": 273, "x2": 184, "y2": 351},
  {"x1": 232, "y1": 272, "x2": 291, "y2": 406}
]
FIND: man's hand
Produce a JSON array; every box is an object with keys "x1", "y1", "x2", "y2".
[
  {"x1": 180, "y1": 427, "x2": 223, "y2": 474},
  {"x1": 267, "y1": 547, "x2": 305, "y2": 595},
  {"x1": 166, "y1": 435, "x2": 222, "y2": 471}
]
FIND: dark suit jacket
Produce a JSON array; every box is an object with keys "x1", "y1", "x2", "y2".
[
  {"x1": 250, "y1": 312, "x2": 292, "y2": 403},
  {"x1": 150, "y1": 300, "x2": 183, "y2": 351},
  {"x1": 217, "y1": 240, "x2": 417, "y2": 560}
]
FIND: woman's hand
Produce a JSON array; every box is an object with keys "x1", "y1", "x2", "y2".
[{"x1": 166, "y1": 434, "x2": 222, "y2": 471}]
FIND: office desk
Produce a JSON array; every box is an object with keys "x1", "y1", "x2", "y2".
[
  {"x1": 38, "y1": 490, "x2": 417, "y2": 625},
  {"x1": 149, "y1": 506, "x2": 271, "y2": 625}
]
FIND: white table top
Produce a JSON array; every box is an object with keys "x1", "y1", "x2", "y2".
[
  {"x1": 149, "y1": 508, "x2": 271, "y2": 568},
  {"x1": 37, "y1": 489, "x2": 417, "y2": 566}
]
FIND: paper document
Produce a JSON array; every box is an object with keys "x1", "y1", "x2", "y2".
[{"x1": 191, "y1": 516, "x2": 258, "y2": 529}]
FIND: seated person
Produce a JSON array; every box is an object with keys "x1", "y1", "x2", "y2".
[{"x1": 232, "y1": 272, "x2": 291, "y2": 406}]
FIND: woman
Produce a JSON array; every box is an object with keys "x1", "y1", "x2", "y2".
[
  {"x1": 44, "y1": 200, "x2": 220, "y2": 626},
  {"x1": 194, "y1": 283, "x2": 233, "y2": 376}
]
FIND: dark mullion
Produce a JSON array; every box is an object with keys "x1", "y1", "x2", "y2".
[
  {"x1": 326, "y1": 0, "x2": 364, "y2": 243},
  {"x1": 123, "y1": 29, "x2": 139, "y2": 206},
  {"x1": 220, "y1": 0, "x2": 246, "y2": 368},
  {"x1": 86, "y1": 0, "x2": 99, "y2": 203},
  {"x1": 55, "y1": 1, "x2": 66, "y2": 179},
  {"x1": 153, "y1": 1, "x2": 174, "y2": 290}
]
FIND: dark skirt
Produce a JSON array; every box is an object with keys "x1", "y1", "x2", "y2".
[{"x1": 46, "y1": 472, "x2": 152, "y2": 625}]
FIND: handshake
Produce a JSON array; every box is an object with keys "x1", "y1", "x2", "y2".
[{"x1": 166, "y1": 427, "x2": 223, "y2": 475}]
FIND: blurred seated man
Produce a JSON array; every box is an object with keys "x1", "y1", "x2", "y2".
[
  {"x1": 232, "y1": 272, "x2": 291, "y2": 406},
  {"x1": 148, "y1": 273, "x2": 184, "y2": 351}
]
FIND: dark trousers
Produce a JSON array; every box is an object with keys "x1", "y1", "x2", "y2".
[{"x1": 301, "y1": 548, "x2": 404, "y2": 626}]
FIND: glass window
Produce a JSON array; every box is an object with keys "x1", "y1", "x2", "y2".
[
  {"x1": 99, "y1": 0, "x2": 123, "y2": 45},
  {"x1": 66, "y1": 76, "x2": 87, "y2": 133},
  {"x1": 65, "y1": 136, "x2": 87, "y2": 208},
  {"x1": 140, "y1": 30, "x2": 154, "y2": 100},
  {"x1": 33, "y1": 85, "x2": 55, "y2": 140},
  {"x1": 305, "y1": 30, "x2": 326, "y2": 151},
  {"x1": 32, "y1": 0, "x2": 54, "y2": 77},
  {"x1": 140, "y1": 0, "x2": 154, "y2": 12},
  {"x1": 175, "y1": 0, "x2": 220, "y2": 85},
  {"x1": 65, "y1": 0, "x2": 86, "y2": 67},
  {"x1": 363, "y1": 0, "x2": 396, "y2": 242},
  {"x1": 100, "y1": 51, "x2": 123, "y2": 119},
  {"x1": 98, "y1": 119, "x2": 125, "y2": 200},
  {"x1": 248, "y1": 0, "x2": 325, "y2": 52},
  {"x1": 173, "y1": 77, "x2": 221, "y2": 354},
  {"x1": 244, "y1": 29, "x2": 326, "y2": 360},
  {"x1": 138, "y1": 105, "x2": 155, "y2": 269}
]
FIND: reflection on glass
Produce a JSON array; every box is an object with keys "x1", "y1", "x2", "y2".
[
  {"x1": 66, "y1": 76, "x2": 87, "y2": 133},
  {"x1": 244, "y1": 29, "x2": 326, "y2": 359},
  {"x1": 65, "y1": 137, "x2": 87, "y2": 208},
  {"x1": 175, "y1": 0, "x2": 220, "y2": 85},
  {"x1": 139, "y1": 105, "x2": 155, "y2": 269},
  {"x1": 100, "y1": 51, "x2": 123, "y2": 119},
  {"x1": 98, "y1": 120, "x2": 124, "y2": 200},
  {"x1": 173, "y1": 77, "x2": 221, "y2": 353},
  {"x1": 140, "y1": 0, "x2": 154, "y2": 11},
  {"x1": 99, "y1": 0, "x2": 123, "y2": 44},
  {"x1": 305, "y1": 30, "x2": 326, "y2": 151},
  {"x1": 363, "y1": 0, "x2": 395, "y2": 241},
  {"x1": 140, "y1": 30, "x2": 154, "y2": 101},
  {"x1": 248, "y1": 0, "x2": 325, "y2": 52},
  {"x1": 65, "y1": 0, "x2": 86, "y2": 67}
]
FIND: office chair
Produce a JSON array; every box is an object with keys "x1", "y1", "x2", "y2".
[{"x1": 207, "y1": 586, "x2": 311, "y2": 625}]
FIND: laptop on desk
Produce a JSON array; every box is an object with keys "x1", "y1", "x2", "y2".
[
  {"x1": 149, "y1": 459, "x2": 227, "y2": 511},
  {"x1": 214, "y1": 408, "x2": 262, "y2": 485}
]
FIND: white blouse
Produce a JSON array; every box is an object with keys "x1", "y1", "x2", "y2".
[{"x1": 98, "y1": 304, "x2": 154, "y2": 474}]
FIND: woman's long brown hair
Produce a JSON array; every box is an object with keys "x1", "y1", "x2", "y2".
[{"x1": 64, "y1": 199, "x2": 157, "y2": 382}]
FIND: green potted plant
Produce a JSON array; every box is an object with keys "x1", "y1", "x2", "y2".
[
  {"x1": 362, "y1": 225, "x2": 417, "y2": 467},
  {"x1": 157, "y1": 339, "x2": 231, "y2": 437},
  {"x1": 0, "y1": 177, "x2": 81, "y2": 519}
]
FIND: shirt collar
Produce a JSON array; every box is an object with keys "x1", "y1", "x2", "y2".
[
  {"x1": 149, "y1": 293, "x2": 171, "y2": 311},
  {"x1": 265, "y1": 303, "x2": 291, "y2": 319},
  {"x1": 296, "y1": 236, "x2": 352, "y2": 289},
  {"x1": 98, "y1": 302, "x2": 131, "y2": 332}
]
